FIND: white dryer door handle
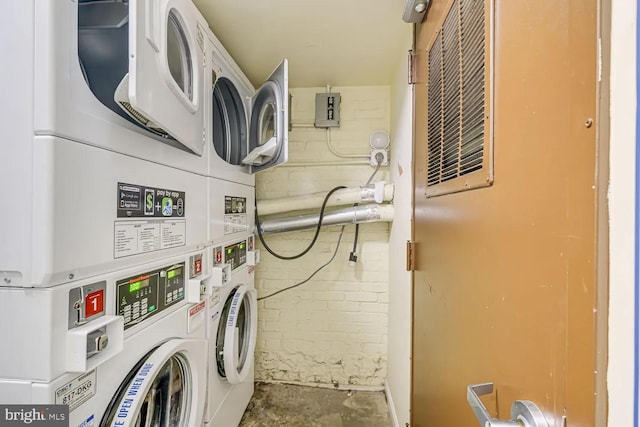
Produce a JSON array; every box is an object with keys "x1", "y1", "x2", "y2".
[{"x1": 223, "y1": 285, "x2": 258, "y2": 384}]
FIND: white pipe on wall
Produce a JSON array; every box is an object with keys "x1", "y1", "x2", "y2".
[
  {"x1": 257, "y1": 183, "x2": 395, "y2": 216},
  {"x1": 326, "y1": 128, "x2": 370, "y2": 159},
  {"x1": 258, "y1": 203, "x2": 394, "y2": 235},
  {"x1": 279, "y1": 160, "x2": 371, "y2": 167}
]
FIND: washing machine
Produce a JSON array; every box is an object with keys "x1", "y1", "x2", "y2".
[
  {"x1": 206, "y1": 27, "x2": 289, "y2": 186},
  {"x1": 203, "y1": 235, "x2": 259, "y2": 427},
  {"x1": 0, "y1": 249, "x2": 210, "y2": 426}
]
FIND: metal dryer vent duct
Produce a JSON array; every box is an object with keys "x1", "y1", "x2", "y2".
[{"x1": 257, "y1": 203, "x2": 394, "y2": 235}]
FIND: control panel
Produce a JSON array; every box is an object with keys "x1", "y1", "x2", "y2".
[
  {"x1": 224, "y1": 240, "x2": 247, "y2": 271},
  {"x1": 116, "y1": 263, "x2": 185, "y2": 329}
]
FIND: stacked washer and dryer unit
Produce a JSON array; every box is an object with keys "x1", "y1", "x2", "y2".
[
  {"x1": 202, "y1": 24, "x2": 289, "y2": 427},
  {"x1": 0, "y1": 1, "x2": 289, "y2": 426},
  {"x1": 0, "y1": 1, "x2": 288, "y2": 425}
]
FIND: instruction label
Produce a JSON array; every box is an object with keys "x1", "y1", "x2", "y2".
[
  {"x1": 224, "y1": 196, "x2": 247, "y2": 234},
  {"x1": 114, "y1": 220, "x2": 186, "y2": 258},
  {"x1": 117, "y1": 182, "x2": 185, "y2": 218}
]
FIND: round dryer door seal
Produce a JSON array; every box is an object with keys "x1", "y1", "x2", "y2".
[{"x1": 221, "y1": 285, "x2": 258, "y2": 384}]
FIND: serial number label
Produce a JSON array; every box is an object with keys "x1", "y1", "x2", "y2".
[{"x1": 55, "y1": 370, "x2": 96, "y2": 411}]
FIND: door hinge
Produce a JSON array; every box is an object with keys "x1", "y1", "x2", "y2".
[
  {"x1": 408, "y1": 50, "x2": 417, "y2": 85},
  {"x1": 406, "y1": 240, "x2": 416, "y2": 271}
]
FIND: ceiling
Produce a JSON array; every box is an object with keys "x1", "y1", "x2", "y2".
[{"x1": 193, "y1": 0, "x2": 412, "y2": 88}]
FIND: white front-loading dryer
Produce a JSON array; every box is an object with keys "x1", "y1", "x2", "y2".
[
  {"x1": 204, "y1": 236, "x2": 259, "y2": 427},
  {"x1": 206, "y1": 28, "x2": 289, "y2": 185},
  {"x1": 3, "y1": 0, "x2": 207, "y2": 173},
  {"x1": 0, "y1": 249, "x2": 210, "y2": 426}
]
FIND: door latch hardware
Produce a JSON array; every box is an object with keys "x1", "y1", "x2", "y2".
[{"x1": 467, "y1": 382, "x2": 549, "y2": 427}]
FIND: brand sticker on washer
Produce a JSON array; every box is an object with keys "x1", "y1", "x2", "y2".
[
  {"x1": 55, "y1": 370, "x2": 96, "y2": 411},
  {"x1": 117, "y1": 183, "x2": 185, "y2": 218}
]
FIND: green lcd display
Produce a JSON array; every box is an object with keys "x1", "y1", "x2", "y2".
[{"x1": 129, "y1": 278, "x2": 149, "y2": 293}]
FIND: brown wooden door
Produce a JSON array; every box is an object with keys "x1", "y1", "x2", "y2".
[{"x1": 411, "y1": 0, "x2": 600, "y2": 426}]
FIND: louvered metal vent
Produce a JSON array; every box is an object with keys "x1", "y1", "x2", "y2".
[{"x1": 426, "y1": 0, "x2": 490, "y2": 195}]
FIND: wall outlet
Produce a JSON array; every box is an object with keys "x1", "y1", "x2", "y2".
[{"x1": 370, "y1": 149, "x2": 389, "y2": 166}]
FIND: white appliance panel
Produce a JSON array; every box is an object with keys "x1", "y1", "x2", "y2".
[
  {"x1": 2, "y1": 136, "x2": 207, "y2": 288},
  {"x1": 1, "y1": 1, "x2": 35, "y2": 288},
  {"x1": 208, "y1": 179, "x2": 256, "y2": 244}
]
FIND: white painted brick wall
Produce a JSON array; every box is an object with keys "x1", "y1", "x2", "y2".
[{"x1": 254, "y1": 86, "x2": 391, "y2": 388}]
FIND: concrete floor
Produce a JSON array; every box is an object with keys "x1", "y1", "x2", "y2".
[{"x1": 239, "y1": 382, "x2": 393, "y2": 427}]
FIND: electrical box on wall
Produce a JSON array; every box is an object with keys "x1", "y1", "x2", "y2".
[{"x1": 315, "y1": 93, "x2": 341, "y2": 128}]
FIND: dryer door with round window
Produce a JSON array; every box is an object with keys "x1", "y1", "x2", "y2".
[
  {"x1": 242, "y1": 59, "x2": 289, "y2": 173},
  {"x1": 216, "y1": 285, "x2": 258, "y2": 384},
  {"x1": 120, "y1": 0, "x2": 205, "y2": 155}
]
